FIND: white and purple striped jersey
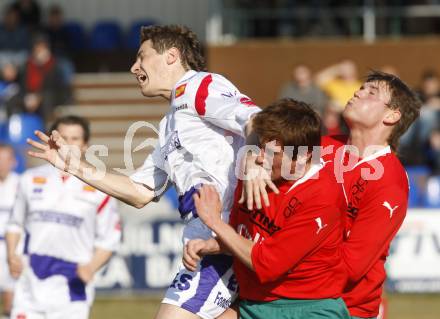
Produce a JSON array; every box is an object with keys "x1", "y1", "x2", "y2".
[
  {"x1": 0, "y1": 171, "x2": 19, "y2": 291},
  {"x1": 7, "y1": 164, "x2": 121, "y2": 263},
  {"x1": 6, "y1": 164, "x2": 121, "y2": 309},
  {"x1": 130, "y1": 70, "x2": 261, "y2": 223},
  {"x1": 0, "y1": 172, "x2": 19, "y2": 239}
]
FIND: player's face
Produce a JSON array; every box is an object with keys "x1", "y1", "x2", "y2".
[
  {"x1": 256, "y1": 140, "x2": 292, "y2": 183},
  {"x1": 56, "y1": 124, "x2": 88, "y2": 154},
  {"x1": 130, "y1": 40, "x2": 168, "y2": 97},
  {"x1": 0, "y1": 147, "x2": 16, "y2": 180},
  {"x1": 343, "y1": 81, "x2": 392, "y2": 129}
]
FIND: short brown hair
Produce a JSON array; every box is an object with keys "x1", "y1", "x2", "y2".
[
  {"x1": 140, "y1": 25, "x2": 206, "y2": 72},
  {"x1": 366, "y1": 71, "x2": 422, "y2": 151},
  {"x1": 49, "y1": 115, "x2": 90, "y2": 143},
  {"x1": 253, "y1": 98, "x2": 322, "y2": 159}
]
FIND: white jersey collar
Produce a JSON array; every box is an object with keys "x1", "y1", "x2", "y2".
[
  {"x1": 286, "y1": 159, "x2": 327, "y2": 194},
  {"x1": 351, "y1": 145, "x2": 391, "y2": 169},
  {"x1": 175, "y1": 70, "x2": 197, "y2": 86}
]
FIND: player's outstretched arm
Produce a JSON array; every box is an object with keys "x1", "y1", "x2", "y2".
[{"x1": 27, "y1": 130, "x2": 155, "y2": 208}]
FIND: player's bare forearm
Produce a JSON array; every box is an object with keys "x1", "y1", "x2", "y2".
[
  {"x1": 5, "y1": 232, "x2": 23, "y2": 278},
  {"x1": 72, "y1": 161, "x2": 154, "y2": 208},
  {"x1": 5, "y1": 232, "x2": 21, "y2": 258},
  {"x1": 27, "y1": 130, "x2": 154, "y2": 208},
  {"x1": 89, "y1": 247, "x2": 113, "y2": 273},
  {"x1": 210, "y1": 220, "x2": 255, "y2": 270},
  {"x1": 77, "y1": 248, "x2": 113, "y2": 283}
]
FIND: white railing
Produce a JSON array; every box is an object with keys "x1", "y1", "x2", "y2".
[{"x1": 207, "y1": 3, "x2": 440, "y2": 44}]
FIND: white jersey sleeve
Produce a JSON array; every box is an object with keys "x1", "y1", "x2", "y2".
[
  {"x1": 94, "y1": 196, "x2": 121, "y2": 252},
  {"x1": 6, "y1": 175, "x2": 27, "y2": 234},
  {"x1": 192, "y1": 73, "x2": 261, "y2": 137},
  {"x1": 129, "y1": 146, "x2": 170, "y2": 200}
]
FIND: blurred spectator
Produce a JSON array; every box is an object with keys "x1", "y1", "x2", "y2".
[
  {"x1": 0, "y1": 5, "x2": 30, "y2": 52},
  {"x1": 6, "y1": 34, "x2": 71, "y2": 123},
  {"x1": 416, "y1": 69, "x2": 440, "y2": 103},
  {"x1": 426, "y1": 127, "x2": 440, "y2": 176},
  {"x1": 0, "y1": 63, "x2": 20, "y2": 122},
  {"x1": 399, "y1": 95, "x2": 440, "y2": 166},
  {"x1": 44, "y1": 5, "x2": 69, "y2": 57},
  {"x1": 43, "y1": 5, "x2": 75, "y2": 83},
  {"x1": 278, "y1": 64, "x2": 328, "y2": 115},
  {"x1": 315, "y1": 59, "x2": 362, "y2": 110},
  {"x1": 420, "y1": 96, "x2": 440, "y2": 141},
  {"x1": 322, "y1": 100, "x2": 347, "y2": 135},
  {"x1": 11, "y1": 0, "x2": 41, "y2": 30}
]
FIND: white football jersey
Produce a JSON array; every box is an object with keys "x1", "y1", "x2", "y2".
[
  {"x1": 0, "y1": 172, "x2": 19, "y2": 291},
  {"x1": 7, "y1": 164, "x2": 121, "y2": 264},
  {"x1": 131, "y1": 70, "x2": 261, "y2": 219},
  {"x1": 0, "y1": 172, "x2": 19, "y2": 238}
]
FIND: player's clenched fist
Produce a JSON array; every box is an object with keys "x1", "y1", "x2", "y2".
[
  {"x1": 183, "y1": 238, "x2": 222, "y2": 272},
  {"x1": 8, "y1": 254, "x2": 23, "y2": 279}
]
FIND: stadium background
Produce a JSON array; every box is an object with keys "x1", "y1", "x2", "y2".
[{"x1": 0, "y1": 0, "x2": 440, "y2": 318}]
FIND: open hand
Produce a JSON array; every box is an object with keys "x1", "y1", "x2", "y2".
[
  {"x1": 27, "y1": 130, "x2": 82, "y2": 173},
  {"x1": 239, "y1": 152, "x2": 279, "y2": 210}
]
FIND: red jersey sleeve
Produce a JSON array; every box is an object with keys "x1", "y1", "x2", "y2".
[
  {"x1": 342, "y1": 183, "x2": 407, "y2": 284},
  {"x1": 251, "y1": 200, "x2": 342, "y2": 284}
]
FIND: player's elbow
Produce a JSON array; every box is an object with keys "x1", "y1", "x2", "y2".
[
  {"x1": 131, "y1": 196, "x2": 150, "y2": 209},
  {"x1": 120, "y1": 192, "x2": 152, "y2": 209},
  {"x1": 127, "y1": 185, "x2": 155, "y2": 208}
]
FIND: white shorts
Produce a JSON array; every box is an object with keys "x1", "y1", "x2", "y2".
[
  {"x1": 11, "y1": 255, "x2": 94, "y2": 319},
  {"x1": 163, "y1": 254, "x2": 238, "y2": 319},
  {"x1": 11, "y1": 301, "x2": 89, "y2": 319},
  {"x1": 162, "y1": 218, "x2": 238, "y2": 319},
  {"x1": 0, "y1": 240, "x2": 15, "y2": 292}
]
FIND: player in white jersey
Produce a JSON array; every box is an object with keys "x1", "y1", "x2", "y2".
[
  {"x1": 6, "y1": 116, "x2": 121, "y2": 319},
  {"x1": 26, "y1": 25, "x2": 275, "y2": 319},
  {"x1": 0, "y1": 144, "x2": 19, "y2": 319}
]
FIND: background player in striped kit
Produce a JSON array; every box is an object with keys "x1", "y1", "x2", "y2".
[
  {"x1": 6, "y1": 116, "x2": 121, "y2": 319},
  {"x1": 0, "y1": 143, "x2": 19, "y2": 319}
]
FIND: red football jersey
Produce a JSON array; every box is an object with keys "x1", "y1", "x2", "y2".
[
  {"x1": 229, "y1": 162, "x2": 346, "y2": 301},
  {"x1": 323, "y1": 135, "x2": 409, "y2": 318}
]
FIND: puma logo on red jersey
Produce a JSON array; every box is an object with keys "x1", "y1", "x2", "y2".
[
  {"x1": 315, "y1": 217, "x2": 328, "y2": 234},
  {"x1": 382, "y1": 201, "x2": 398, "y2": 218}
]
